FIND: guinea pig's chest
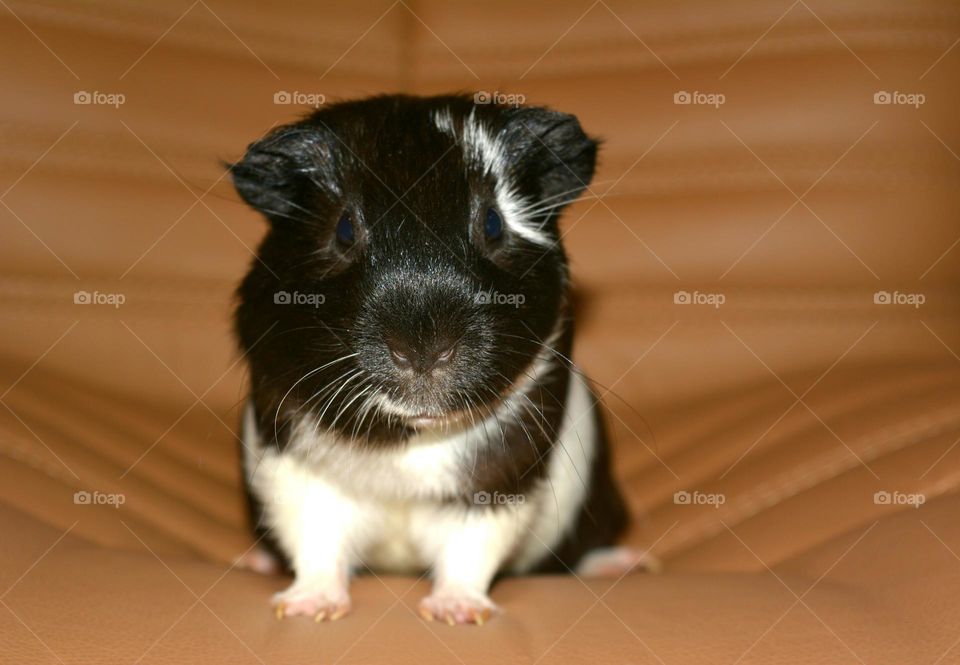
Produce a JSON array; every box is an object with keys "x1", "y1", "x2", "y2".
[{"x1": 297, "y1": 421, "x2": 489, "y2": 501}]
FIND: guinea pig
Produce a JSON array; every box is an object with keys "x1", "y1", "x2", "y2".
[{"x1": 231, "y1": 94, "x2": 643, "y2": 626}]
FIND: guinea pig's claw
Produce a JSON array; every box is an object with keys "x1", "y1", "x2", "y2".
[
  {"x1": 311, "y1": 605, "x2": 349, "y2": 622},
  {"x1": 272, "y1": 584, "x2": 352, "y2": 622},
  {"x1": 418, "y1": 592, "x2": 497, "y2": 626}
]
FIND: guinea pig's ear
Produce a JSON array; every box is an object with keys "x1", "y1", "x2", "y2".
[
  {"x1": 500, "y1": 106, "x2": 598, "y2": 203},
  {"x1": 229, "y1": 125, "x2": 328, "y2": 224}
]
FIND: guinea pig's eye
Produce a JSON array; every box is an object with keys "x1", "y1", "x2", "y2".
[
  {"x1": 335, "y1": 212, "x2": 354, "y2": 245},
  {"x1": 484, "y1": 207, "x2": 503, "y2": 241}
]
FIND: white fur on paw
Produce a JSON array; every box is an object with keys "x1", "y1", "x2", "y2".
[
  {"x1": 418, "y1": 589, "x2": 498, "y2": 626},
  {"x1": 273, "y1": 582, "x2": 351, "y2": 622},
  {"x1": 576, "y1": 546, "x2": 662, "y2": 577}
]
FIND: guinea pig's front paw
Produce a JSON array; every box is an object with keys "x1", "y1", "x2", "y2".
[
  {"x1": 418, "y1": 588, "x2": 499, "y2": 626},
  {"x1": 272, "y1": 581, "x2": 351, "y2": 622}
]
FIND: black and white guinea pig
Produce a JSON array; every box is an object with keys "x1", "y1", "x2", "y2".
[{"x1": 231, "y1": 94, "x2": 644, "y2": 626}]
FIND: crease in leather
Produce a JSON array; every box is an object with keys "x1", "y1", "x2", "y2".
[
  {"x1": 654, "y1": 405, "x2": 960, "y2": 561},
  {"x1": 3, "y1": 375, "x2": 243, "y2": 499},
  {"x1": 0, "y1": 391, "x2": 248, "y2": 555},
  {"x1": 418, "y1": 34, "x2": 959, "y2": 81},
  {"x1": 621, "y1": 369, "x2": 960, "y2": 550},
  {"x1": 10, "y1": 0, "x2": 956, "y2": 80},
  {"x1": 416, "y1": 12, "x2": 960, "y2": 60},
  {"x1": 0, "y1": 434, "x2": 77, "y2": 488},
  {"x1": 622, "y1": 365, "x2": 960, "y2": 483},
  {"x1": 0, "y1": 387, "x2": 248, "y2": 510},
  {"x1": 0, "y1": 453, "x2": 200, "y2": 558},
  {"x1": 0, "y1": 362, "x2": 252, "y2": 559},
  {"x1": 0, "y1": 430, "x2": 246, "y2": 562},
  {"x1": 8, "y1": 1, "x2": 405, "y2": 59},
  {"x1": 4, "y1": 390, "x2": 243, "y2": 512}
]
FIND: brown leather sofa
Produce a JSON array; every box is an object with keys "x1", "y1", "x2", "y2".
[{"x1": 2, "y1": 1, "x2": 959, "y2": 662}]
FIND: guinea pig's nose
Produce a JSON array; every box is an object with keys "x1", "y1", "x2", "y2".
[{"x1": 386, "y1": 336, "x2": 458, "y2": 374}]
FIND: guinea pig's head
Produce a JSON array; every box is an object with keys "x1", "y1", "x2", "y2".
[{"x1": 232, "y1": 94, "x2": 597, "y2": 445}]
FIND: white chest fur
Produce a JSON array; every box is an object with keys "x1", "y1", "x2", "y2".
[{"x1": 242, "y1": 369, "x2": 597, "y2": 575}]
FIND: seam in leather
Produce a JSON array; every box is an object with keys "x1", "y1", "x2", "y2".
[
  {"x1": 658, "y1": 408, "x2": 960, "y2": 559},
  {"x1": 12, "y1": 2, "x2": 957, "y2": 68}
]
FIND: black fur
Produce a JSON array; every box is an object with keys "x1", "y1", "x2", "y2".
[{"x1": 233, "y1": 94, "x2": 625, "y2": 570}]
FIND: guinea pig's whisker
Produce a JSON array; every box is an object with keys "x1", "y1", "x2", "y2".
[
  {"x1": 253, "y1": 207, "x2": 313, "y2": 224},
  {"x1": 495, "y1": 370, "x2": 556, "y2": 443},
  {"x1": 472, "y1": 385, "x2": 508, "y2": 456},
  {"x1": 490, "y1": 364, "x2": 588, "y2": 496},
  {"x1": 483, "y1": 388, "x2": 508, "y2": 454},
  {"x1": 511, "y1": 179, "x2": 618, "y2": 215},
  {"x1": 274, "y1": 352, "x2": 359, "y2": 444},
  {"x1": 313, "y1": 369, "x2": 365, "y2": 434},
  {"x1": 271, "y1": 324, "x2": 355, "y2": 340},
  {"x1": 507, "y1": 329, "x2": 657, "y2": 447},
  {"x1": 508, "y1": 387, "x2": 561, "y2": 531},
  {"x1": 514, "y1": 192, "x2": 615, "y2": 219},
  {"x1": 268, "y1": 192, "x2": 316, "y2": 217},
  {"x1": 297, "y1": 367, "x2": 360, "y2": 418},
  {"x1": 330, "y1": 383, "x2": 372, "y2": 433},
  {"x1": 518, "y1": 388, "x2": 556, "y2": 440},
  {"x1": 362, "y1": 385, "x2": 395, "y2": 446},
  {"x1": 350, "y1": 382, "x2": 383, "y2": 443},
  {"x1": 297, "y1": 370, "x2": 362, "y2": 442},
  {"x1": 310, "y1": 368, "x2": 364, "y2": 421},
  {"x1": 288, "y1": 360, "x2": 360, "y2": 414},
  {"x1": 517, "y1": 199, "x2": 582, "y2": 218},
  {"x1": 514, "y1": 187, "x2": 580, "y2": 211}
]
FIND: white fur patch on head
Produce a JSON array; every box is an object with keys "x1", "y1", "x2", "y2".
[{"x1": 432, "y1": 107, "x2": 552, "y2": 247}]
